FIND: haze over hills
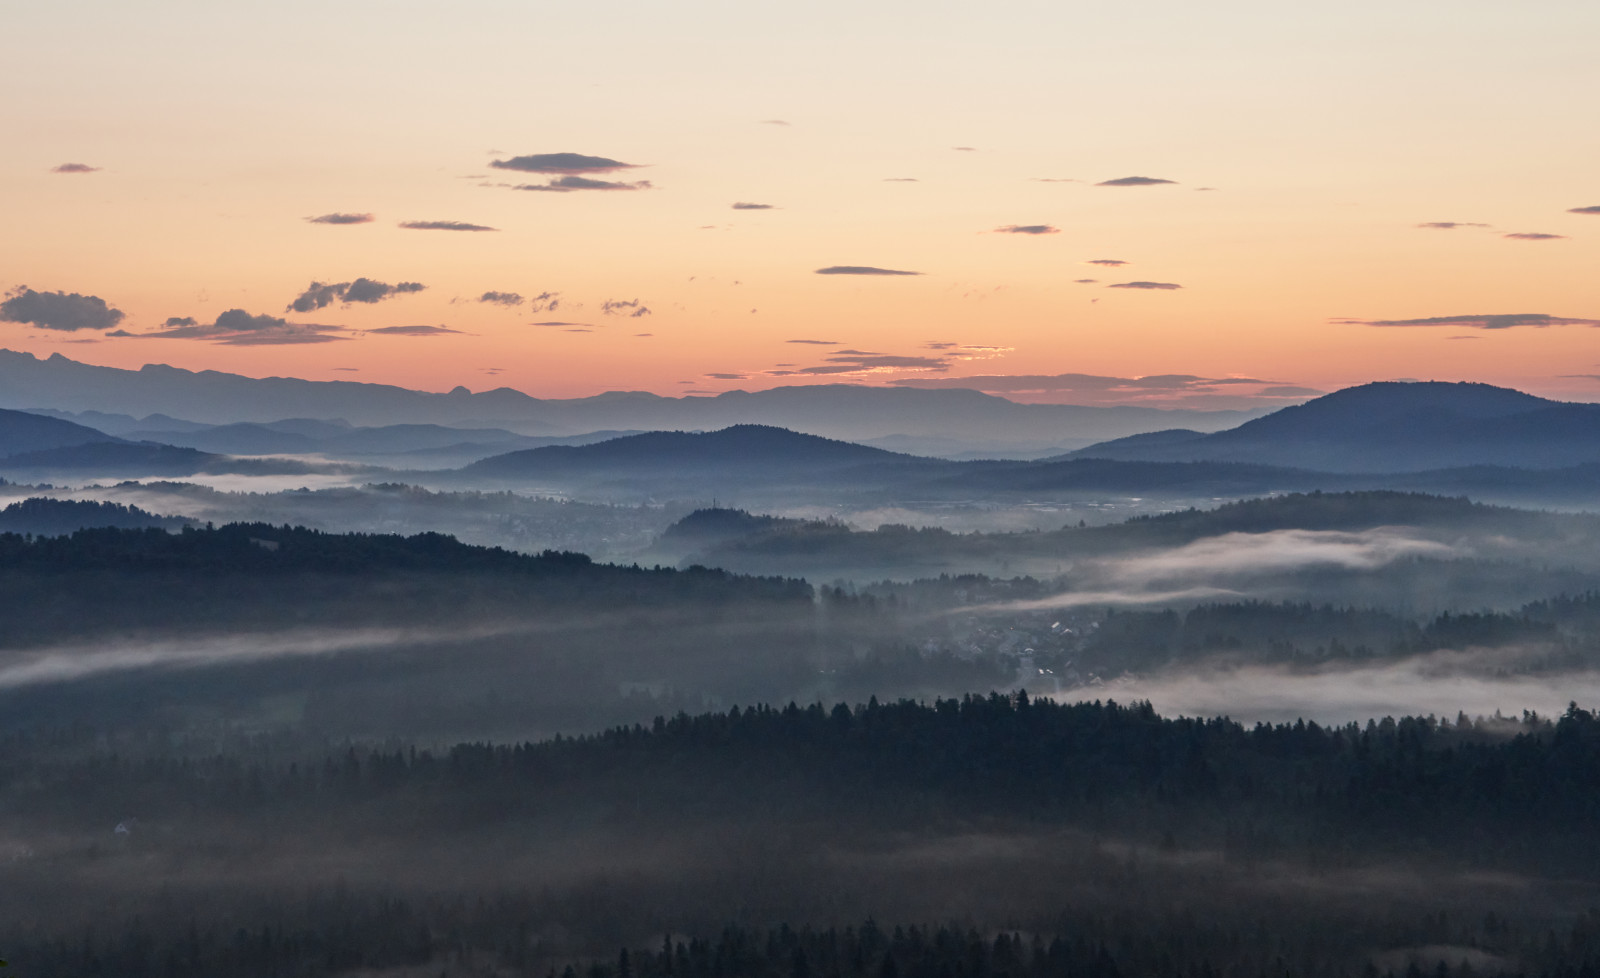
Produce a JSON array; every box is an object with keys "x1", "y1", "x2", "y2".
[
  {"x1": 0, "y1": 350, "x2": 1269, "y2": 452},
  {"x1": 1068, "y1": 381, "x2": 1600, "y2": 472}
]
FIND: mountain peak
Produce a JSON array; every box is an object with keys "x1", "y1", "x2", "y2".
[{"x1": 1071, "y1": 380, "x2": 1598, "y2": 472}]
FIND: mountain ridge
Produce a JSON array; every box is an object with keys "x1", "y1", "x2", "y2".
[{"x1": 0, "y1": 350, "x2": 1270, "y2": 448}]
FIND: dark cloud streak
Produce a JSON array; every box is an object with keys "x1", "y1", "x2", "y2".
[
  {"x1": 815, "y1": 266, "x2": 922, "y2": 276},
  {"x1": 136, "y1": 309, "x2": 348, "y2": 345},
  {"x1": 399, "y1": 220, "x2": 497, "y2": 231},
  {"x1": 489, "y1": 153, "x2": 639, "y2": 174},
  {"x1": 366, "y1": 325, "x2": 461, "y2": 336},
  {"x1": 1355, "y1": 313, "x2": 1600, "y2": 330},
  {"x1": 513, "y1": 176, "x2": 652, "y2": 192}
]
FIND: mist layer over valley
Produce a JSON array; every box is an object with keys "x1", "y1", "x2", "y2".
[{"x1": 5, "y1": 381, "x2": 1600, "y2": 977}]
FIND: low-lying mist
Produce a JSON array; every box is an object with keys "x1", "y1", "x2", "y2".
[{"x1": 1063, "y1": 651, "x2": 1600, "y2": 726}]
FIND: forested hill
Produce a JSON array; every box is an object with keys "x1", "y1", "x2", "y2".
[
  {"x1": 461, "y1": 424, "x2": 922, "y2": 478},
  {"x1": 686, "y1": 491, "x2": 1592, "y2": 580},
  {"x1": 1099, "y1": 489, "x2": 1525, "y2": 540},
  {"x1": 0, "y1": 497, "x2": 192, "y2": 536},
  {"x1": 0, "y1": 521, "x2": 784, "y2": 587},
  {"x1": 0, "y1": 522, "x2": 812, "y2": 648}
]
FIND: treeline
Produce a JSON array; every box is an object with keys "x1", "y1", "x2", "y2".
[
  {"x1": 12, "y1": 909, "x2": 1600, "y2": 978},
  {"x1": 8, "y1": 697, "x2": 1600, "y2": 867}
]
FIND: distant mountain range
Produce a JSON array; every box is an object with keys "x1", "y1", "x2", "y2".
[
  {"x1": 1066, "y1": 381, "x2": 1600, "y2": 472},
  {"x1": 7, "y1": 378, "x2": 1600, "y2": 509},
  {"x1": 0, "y1": 350, "x2": 1268, "y2": 452},
  {"x1": 440, "y1": 384, "x2": 1600, "y2": 506}
]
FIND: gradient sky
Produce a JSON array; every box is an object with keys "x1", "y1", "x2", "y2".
[{"x1": 2, "y1": 0, "x2": 1597, "y2": 409}]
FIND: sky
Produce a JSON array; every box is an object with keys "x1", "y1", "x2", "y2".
[{"x1": 2, "y1": 0, "x2": 1597, "y2": 410}]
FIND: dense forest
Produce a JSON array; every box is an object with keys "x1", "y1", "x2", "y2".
[{"x1": 3, "y1": 697, "x2": 1600, "y2": 976}]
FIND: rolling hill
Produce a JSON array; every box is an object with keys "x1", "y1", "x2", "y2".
[
  {"x1": 1068, "y1": 381, "x2": 1600, "y2": 472},
  {"x1": 460, "y1": 424, "x2": 934, "y2": 483}
]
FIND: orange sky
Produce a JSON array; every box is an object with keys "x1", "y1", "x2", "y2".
[{"x1": 2, "y1": 0, "x2": 1597, "y2": 409}]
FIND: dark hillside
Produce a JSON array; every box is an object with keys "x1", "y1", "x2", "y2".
[
  {"x1": 0, "y1": 497, "x2": 192, "y2": 536},
  {"x1": 0, "y1": 406, "x2": 119, "y2": 455},
  {"x1": 463, "y1": 424, "x2": 921, "y2": 478}
]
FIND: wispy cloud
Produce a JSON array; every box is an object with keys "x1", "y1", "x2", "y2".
[
  {"x1": 531, "y1": 321, "x2": 591, "y2": 327},
  {"x1": 306, "y1": 212, "x2": 374, "y2": 225},
  {"x1": 1097, "y1": 176, "x2": 1176, "y2": 187},
  {"x1": 815, "y1": 265, "x2": 922, "y2": 276},
  {"x1": 490, "y1": 153, "x2": 640, "y2": 174},
  {"x1": 1504, "y1": 232, "x2": 1566, "y2": 240},
  {"x1": 732, "y1": 202, "x2": 775, "y2": 210},
  {"x1": 706, "y1": 372, "x2": 746, "y2": 380},
  {"x1": 761, "y1": 119, "x2": 790, "y2": 126},
  {"x1": 1108, "y1": 280, "x2": 1182, "y2": 290},
  {"x1": 399, "y1": 220, "x2": 497, "y2": 231},
  {"x1": 890, "y1": 372, "x2": 1319, "y2": 407},
  {"x1": 1416, "y1": 221, "x2": 1488, "y2": 229},
  {"x1": 0, "y1": 287, "x2": 125, "y2": 331},
  {"x1": 786, "y1": 338, "x2": 839, "y2": 345},
  {"x1": 1085, "y1": 259, "x2": 1128, "y2": 266},
  {"x1": 478, "y1": 291, "x2": 523, "y2": 306},
  {"x1": 883, "y1": 177, "x2": 919, "y2": 182},
  {"x1": 994, "y1": 224, "x2": 1060, "y2": 235},
  {"x1": 51, "y1": 163, "x2": 100, "y2": 174},
  {"x1": 1352, "y1": 313, "x2": 1600, "y2": 329},
  {"x1": 769, "y1": 357, "x2": 947, "y2": 377},
  {"x1": 1569, "y1": 206, "x2": 1600, "y2": 215},
  {"x1": 768, "y1": 342, "x2": 1008, "y2": 378},
  {"x1": 288, "y1": 278, "x2": 424, "y2": 312},
  {"x1": 366, "y1": 325, "x2": 461, "y2": 336}
]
